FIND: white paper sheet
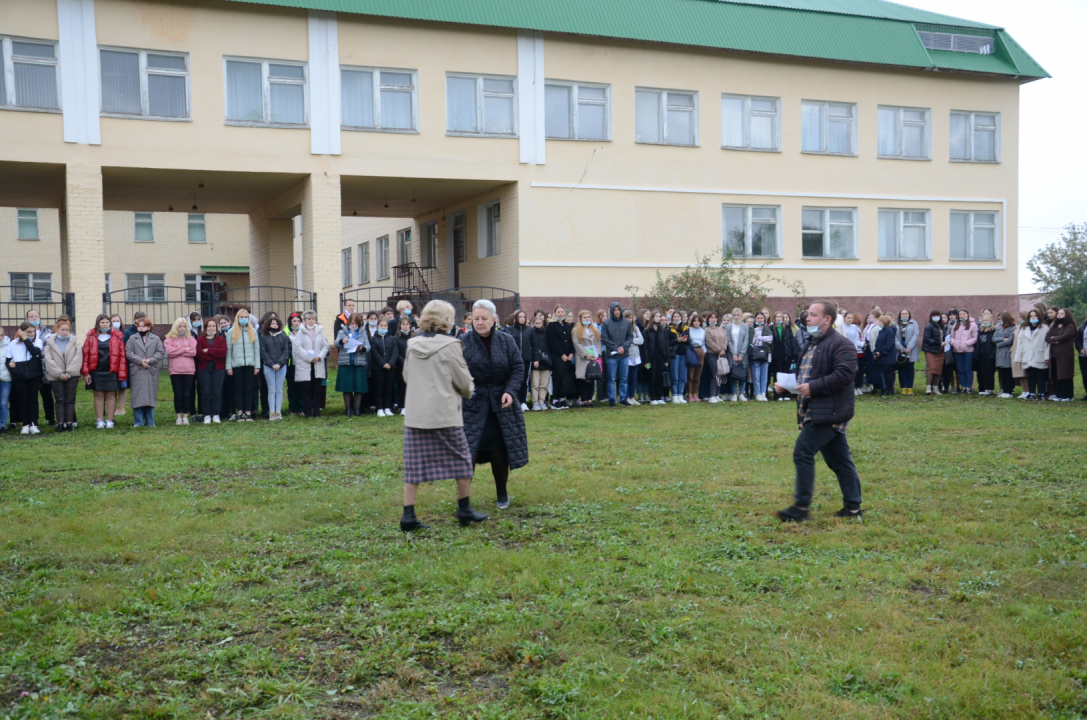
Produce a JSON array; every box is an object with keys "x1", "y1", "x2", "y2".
[
  {"x1": 343, "y1": 337, "x2": 363, "y2": 354},
  {"x1": 777, "y1": 372, "x2": 798, "y2": 393}
]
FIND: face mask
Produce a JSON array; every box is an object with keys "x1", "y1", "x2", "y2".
[
  {"x1": 756, "y1": 321, "x2": 764, "y2": 326},
  {"x1": 192, "y1": 320, "x2": 202, "y2": 328},
  {"x1": 900, "y1": 318, "x2": 908, "y2": 324},
  {"x1": 29, "y1": 320, "x2": 40, "y2": 327},
  {"x1": 932, "y1": 316, "x2": 940, "y2": 323},
  {"x1": 709, "y1": 320, "x2": 717, "y2": 326},
  {"x1": 582, "y1": 319, "x2": 590, "y2": 326},
  {"x1": 403, "y1": 309, "x2": 412, "y2": 316},
  {"x1": 1030, "y1": 318, "x2": 1039, "y2": 325},
  {"x1": 239, "y1": 318, "x2": 249, "y2": 326},
  {"x1": 378, "y1": 328, "x2": 388, "y2": 336},
  {"x1": 807, "y1": 320, "x2": 824, "y2": 338},
  {"x1": 368, "y1": 321, "x2": 377, "y2": 328}
]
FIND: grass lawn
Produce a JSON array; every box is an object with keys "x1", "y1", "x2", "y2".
[{"x1": 1, "y1": 374, "x2": 1085, "y2": 719}]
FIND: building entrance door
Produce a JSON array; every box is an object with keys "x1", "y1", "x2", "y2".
[{"x1": 452, "y1": 213, "x2": 466, "y2": 287}]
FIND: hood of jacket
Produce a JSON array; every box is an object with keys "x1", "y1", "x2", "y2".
[
  {"x1": 408, "y1": 332, "x2": 460, "y2": 359},
  {"x1": 608, "y1": 302, "x2": 623, "y2": 320}
]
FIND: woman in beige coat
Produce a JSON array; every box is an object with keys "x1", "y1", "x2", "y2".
[
  {"x1": 399, "y1": 299, "x2": 486, "y2": 532},
  {"x1": 291, "y1": 310, "x2": 330, "y2": 418},
  {"x1": 571, "y1": 309, "x2": 602, "y2": 407},
  {"x1": 43, "y1": 319, "x2": 82, "y2": 431}
]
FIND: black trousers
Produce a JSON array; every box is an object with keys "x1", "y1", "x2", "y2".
[
  {"x1": 13, "y1": 377, "x2": 41, "y2": 426},
  {"x1": 196, "y1": 368, "x2": 225, "y2": 417},
  {"x1": 882, "y1": 365, "x2": 897, "y2": 394},
  {"x1": 259, "y1": 370, "x2": 270, "y2": 418},
  {"x1": 577, "y1": 378, "x2": 595, "y2": 402},
  {"x1": 373, "y1": 366, "x2": 394, "y2": 410},
  {"x1": 171, "y1": 374, "x2": 194, "y2": 413},
  {"x1": 552, "y1": 361, "x2": 574, "y2": 401},
  {"x1": 299, "y1": 364, "x2": 321, "y2": 417},
  {"x1": 189, "y1": 374, "x2": 199, "y2": 417},
  {"x1": 233, "y1": 367, "x2": 256, "y2": 413},
  {"x1": 1055, "y1": 377, "x2": 1074, "y2": 400},
  {"x1": 39, "y1": 381, "x2": 55, "y2": 423},
  {"x1": 286, "y1": 365, "x2": 300, "y2": 414},
  {"x1": 221, "y1": 372, "x2": 235, "y2": 416},
  {"x1": 976, "y1": 357, "x2": 996, "y2": 393},
  {"x1": 855, "y1": 353, "x2": 867, "y2": 389},
  {"x1": 998, "y1": 367, "x2": 1015, "y2": 395},
  {"x1": 1026, "y1": 366, "x2": 1048, "y2": 396},
  {"x1": 51, "y1": 376, "x2": 79, "y2": 424},
  {"x1": 793, "y1": 423, "x2": 862, "y2": 509},
  {"x1": 1079, "y1": 355, "x2": 1087, "y2": 398}
]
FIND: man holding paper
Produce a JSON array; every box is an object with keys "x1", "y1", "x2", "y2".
[{"x1": 773, "y1": 300, "x2": 864, "y2": 522}]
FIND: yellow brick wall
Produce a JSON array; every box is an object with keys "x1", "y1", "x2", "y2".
[{"x1": 1, "y1": 207, "x2": 63, "y2": 286}]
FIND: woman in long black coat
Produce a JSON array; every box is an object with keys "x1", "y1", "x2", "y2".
[
  {"x1": 641, "y1": 310, "x2": 671, "y2": 404},
  {"x1": 546, "y1": 306, "x2": 576, "y2": 409},
  {"x1": 770, "y1": 313, "x2": 799, "y2": 399},
  {"x1": 461, "y1": 299, "x2": 528, "y2": 510}
]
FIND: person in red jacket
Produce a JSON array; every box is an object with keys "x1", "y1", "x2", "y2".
[
  {"x1": 82, "y1": 314, "x2": 128, "y2": 429},
  {"x1": 196, "y1": 318, "x2": 228, "y2": 423}
]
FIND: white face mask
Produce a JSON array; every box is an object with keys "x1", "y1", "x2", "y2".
[{"x1": 111, "y1": 321, "x2": 121, "y2": 330}]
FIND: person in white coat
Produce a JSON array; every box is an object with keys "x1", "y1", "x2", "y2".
[
  {"x1": 291, "y1": 310, "x2": 330, "y2": 418},
  {"x1": 1013, "y1": 309, "x2": 1049, "y2": 399}
]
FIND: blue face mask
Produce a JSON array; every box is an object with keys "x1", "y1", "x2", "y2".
[
  {"x1": 807, "y1": 320, "x2": 824, "y2": 337},
  {"x1": 582, "y1": 319, "x2": 590, "y2": 326},
  {"x1": 1030, "y1": 318, "x2": 1039, "y2": 325},
  {"x1": 403, "y1": 309, "x2": 412, "y2": 316},
  {"x1": 239, "y1": 318, "x2": 249, "y2": 326},
  {"x1": 368, "y1": 320, "x2": 377, "y2": 328},
  {"x1": 29, "y1": 320, "x2": 40, "y2": 327},
  {"x1": 756, "y1": 321, "x2": 764, "y2": 326},
  {"x1": 378, "y1": 328, "x2": 388, "y2": 336},
  {"x1": 192, "y1": 320, "x2": 202, "y2": 328}
]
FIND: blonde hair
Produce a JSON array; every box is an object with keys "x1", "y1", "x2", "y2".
[
  {"x1": 231, "y1": 309, "x2": 256, "y2": 343},
  {"x1": 396, "y1": 299, "x2": 413, "y2": 312},
  {"x1": 166, "y1": 317, "x2": 190, "y2": 339},
  {"x1": 418, "y1": 300, "x2": 455, "y2": 333},
  {"x1": 879, "y1": 314, "x2": 893, "y2": 327},
  {"x1": 573, "y1": 310, "x2": 598, "y2": 342}
]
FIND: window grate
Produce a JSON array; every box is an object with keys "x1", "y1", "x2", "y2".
[{"x1": 917, "y1": 30, "x2": 993, "y2": 55}]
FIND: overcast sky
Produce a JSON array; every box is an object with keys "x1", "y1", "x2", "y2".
[{"x1": 901, "y1": 0, "x2": 1086, "y2": 292}]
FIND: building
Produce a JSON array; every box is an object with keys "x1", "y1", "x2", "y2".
[{"x1": 0, "y1": 0, "x2": 1047, "y2": 335}]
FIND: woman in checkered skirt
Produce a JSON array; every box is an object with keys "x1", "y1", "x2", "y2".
[{"x1": 399, "y1": 300, "x2": 488, "y2": 532}]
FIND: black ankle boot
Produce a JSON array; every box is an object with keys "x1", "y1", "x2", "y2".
[
  {"x1": 400, "y1": 505, "x2": 429, "y2": 532},
  {"x1": 456, "y1": 497, "x2": 488, "y2": 526}
]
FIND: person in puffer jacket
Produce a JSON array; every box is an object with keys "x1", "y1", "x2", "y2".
[{"x1": 949, "y1": 309, "x2": 978, "y2": 393}]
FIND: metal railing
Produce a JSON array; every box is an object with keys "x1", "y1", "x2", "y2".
[
  {"x1": 214, "y1": 286, "x2": 316, "y2": 324},
  {"x1": 103, "y1": 286, "x2": 213, "y2": 331},
  {"x1": 429, "y1": 286, "x2": 521, "y2": 321},
  {"x1": 392, "y1": 262, "x2": 435, "y2": 295},
  {"x1": 1, "y1": 288, "x2": 75, "y2": 331},
  {"x1": 341, "y1": 286, "x2": 426, "y2": 315},
  {"x1": 341, "y1": 285, "x2": 520, "y2": 321}
]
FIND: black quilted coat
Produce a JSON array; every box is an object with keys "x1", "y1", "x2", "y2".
[{"x1": 460, "y1": 330, "x2": 529, "y2": 469}]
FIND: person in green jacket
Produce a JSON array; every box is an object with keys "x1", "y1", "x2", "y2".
[{"x1": 225, "y1": 308, "x2": 261, "y2": 421}]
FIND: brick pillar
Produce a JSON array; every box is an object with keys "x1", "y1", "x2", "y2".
[
  {"x1": 300, "y1": 172, "x2": 341, "y2": 341},
  {"x1": 62, "y1": 162, "x2": 104, "y2": 335},
  {"x1": 248, "y1": 210, "x2": 294, "y2": 287}
]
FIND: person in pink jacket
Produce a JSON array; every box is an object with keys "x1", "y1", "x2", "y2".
[
  {"x1": 164, "y1": 317, "x2": 198, "y2": 425},
  {"x1": 949, "y1": 309, "x2": 978, "y2": 393}
]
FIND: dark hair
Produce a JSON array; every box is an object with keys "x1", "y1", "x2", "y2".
[
  {"x1": 189, "y1": 311, "x2": 202, "y2": 322},
  {"x1": 999, "y1": 311, "x2": 1015, "y2": 329},
  {"x1": 94, "y1": 313, "x2": 110, "y2": 329},
  {"x1": 504, "y1": 311, "x2": 519, "y2": 326},
  {"x1": 382, "y1": 306, "x2": 395, "y2": 316},
  {"x1": 396, "y1": 318, "x2": 414, "y2": 338},
  {"x1": 132, "y1": 311, "x2": 147, "y2": 322},
  {"x1": 928, "y1": 309, "x2": 943, "y2": 323},
  {"x1": 809, "y1": 299, "x2": 838, "y2": 319},
  {"x1": 366, "y1": 311, "x2": 379, "y2": 320},
  {"x1": 19, "y1": 321, "x2": 33, "y2": 332},
  {"x1": 261, "y1": 316, "x2": 282, "y2": 334},
  {"x1": 1055, "y1": 308, "x2": 1073, "y2": 326},
  {"x1": 347, "y1": 313, "x2": 365, "y2": 327}
]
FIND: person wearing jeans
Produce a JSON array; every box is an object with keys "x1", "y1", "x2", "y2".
[
  {"x1": 725, "y1": 308, "x2": 750, "y2": 401},
  {"x1": 196, "y1": 320, "x2": 227, "y2": 423},
  {"x1": 668, "y1": 314, "x2": 689, "y2": 403},
  {"x1": 259, "y1": 315, "x2": 291, "y2": 420},
  {"x1": 600, "y1": 302, "x2": 634, "y2": 407},
  {"x1": 949, "y1": 309, "x2": 978, "y2": 393}
]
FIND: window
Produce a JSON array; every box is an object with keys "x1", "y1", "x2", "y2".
[
  {"x1": 134, "y1": 212, "x2": 154, "y2": 242},
  {"x1": 0, "y1": 37, "x2": 60, "y2": 111},
  {"x1": 9, "y1": 273, "x2": 52, "y2": 302},
  {"x1": 99, "y1": 48, "x2": 189, "y2": 119},
  {"x1": 225, "y1": 58, "x2": 307, "y2": 126},
  {"x1": 917, "y1": 30, "x2": 994, "y2": 55},
  {"x1": 878, "y1": 210, "x2": 930, "y2": 260},
  {"x1": 17, "y1": 209, "x2": 39, "y2": 240},
  {"x1": 635, "y1": 88, "x2": 697, "y2": 146},
  {"x1": 950, "y1": 111, "x2": 999, "y2": 162},
  {"x1": 544, "y1": 81, "x2": 609, "y2": 141},
  {"x1": 721, "y1": 94, "x2": 779, "y2": 151},
  {"x1": 125, "y1": 273, "x2": 166, "y2": 302},
  {"x1": 951, "y1": 211, "x2": 999, "y2": 260},
  {"x1": 187, "y1": 213, "x2": 206, "y2": 243},
  {"x1": 341, "y1": 67, "x2": 417, "y2": 131},
  {"x1": 801, "y1": 101, "x2": 856, "y2": 155},
  {"x1": 420, "y1": 222, "x2": 438, "y2": 268},
  {"x1": 105, "y1": 273, "x2": 111, "y2": 294},
  {"x1": 478, "y1": 201, "x2": 501, "y2": 258},
  {"x1": 376, "y1": 235, "x2": 390, "y2": 280},
  {"x1": 184, "y1": 274, "x2": 213, "y2": 302},
  {"x1": 722, "y1": 205, "x2": 779, "y2": 258},
  {"x1": 341, "y1": 247, "x2": 352, "y2": 287},
  {"x1": 802, "y1": 208, "x2": 857, "y2": 259},
  {"x1": 358, "y1": 242, "x2": 370, "y2": 285},
  {"x1": 292, "y1": 265, "x2": 297, "y2": 289},
  {"x1": 454, "y1": 213, "x2": 467, "y2": 263},
  {"x1": 878, "y1": 106, "x2": 929, "y2": 159},
  {"x1": 397, "y1": 228, "x2": 412, "y2": 265},
  {"x1": 446, "y1": 74, "x2": 516, "y2": 136}
]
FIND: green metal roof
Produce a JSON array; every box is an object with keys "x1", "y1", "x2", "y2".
[
  {"x1": 201, "y1": 265, "x2": 250, "y2": 274},
  {"x1": 222, "y1": 0, "x2": 1047, "y2": 79}
]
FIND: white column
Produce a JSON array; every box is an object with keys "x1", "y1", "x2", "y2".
[
  {"x1": 308, "y1": 10, "x2": 341, "y2": 156},
  {"x1": 517, "y1": 31, "x2": 545, "y2": 165},
  {"x1": 56, "y1": 0, "x2": 101, "y2": 145}
]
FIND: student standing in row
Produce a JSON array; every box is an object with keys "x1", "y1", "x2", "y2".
[
  {"x1": 874, "y1": 315, "x2": 897, "y2": 396},
  {"x1": 894, "y1": 309, "x2": 919, "y2": 395},
  {"x1": 126, "y1": 315, "x2": 165, "y2": 428},
  {"x1": 703, "y1": 311, "x2": 727, "y2": 403},
  {"x1": 7, "y1": 322, "x2": 44, "y2": 435},
  {"x1": 260, "y1": 315, "x2": 291, "y2": 420},
  {"x1": 601, "y1": 302, "x2": 634, "y2": 407},
  {"x1": 293, "y1": 310, "x2": 329, "y2": 419},
  {"x1": 395, "y1": 316, "x2": 414, "y2": 415},
  {"x1": 749, "y1": 312, "x2": 772, "y2": 401},
  {"x1": 993, "y1": 312, "x2": 1017, "y2": 398},
  {"x1": 369, "y1": 317, "x2": 399, "y2": 417},
  {"x1": 726, "y1": 308, "x2": 750, "y2": 402},
  {"x1": 546, "y1": 306, "x2": 575, "y2": 409},
  {"x1": 1047, "y1": 308, "x2": 1077, "y2": 401},
  {"x1": 0, "y1": 328, "x2": 10, "y2": 433},
  {"x1": 43, "y1": 320, "x2": 81, "y2": 432},
  {"x1": 572, "y1": 310, "x2": 602, "y2": 407},
  {"x1": 528, "y1": 313, "x2": 553, "y2": 411},
  {"x1": 335, "y1": 313, "x2": 370, "y2": 417},
  {"x1": 624, "y1": 308, "x2": 643, "y2": 405},
  {"x1": 950, "y1": 310, "x2": 978, "y2": 393},
  {"x1": 285, "y1": 312, "x2": 303, "y2": 416},
  {"x1": 975, "y1": 312, "x2": 997, "y2": 395},
  {"x1": 226, "y1": 309, "x2": 261, "y2": 422},
  {"x1": 165, "y1": 317, "x2": 197, "y2": 425},
  {"x1": 669, "y1": 313, "x2": 689, "y2": 403},
  {"x1": 217, "y1": 316, "x2": 235, "y2": 419},
  {"x1": 643, "y1": 311, "x2": 671, "y2": 405},
  {"x1": 82, "y1": 314, "x2": 127, "y2": 429},
  {"x1": 1015, "y1": 309, "x2": 1048, "y2": 399},
  {"x1": 504, "y1": 310, "x2": 533, "y2": 411},
  {"x1": 196, "y1": 316, "x2": 227, "y2": 423},
  {"x1": 1078, "y1": 310, "x2": 1087, "y2": 400},
  {"x1": 922, "y1": 310, "x2": 944, "y2": 395},
  {"x1": 109, "y1": 314, "x2": 126, "y2": 417}
]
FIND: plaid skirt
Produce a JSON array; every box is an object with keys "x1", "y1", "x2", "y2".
[{"x1": 403, "y1": 426, "x2": 475, "y2": 484}]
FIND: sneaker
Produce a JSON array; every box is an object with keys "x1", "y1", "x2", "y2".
[
  {"x1": 998, "y1": 393, "x2": 1013, "y2": 399},
  {"x1": 520, "y1": 403, "x2": 529, "y2": 412},
  {"x1": 756, "y1": 394, "x2": 767, "y2": 402},
  {"x1": 176, "y1": 418, "x2": 183, "y2": 426},
  {"x1": 738, "y1": 394, "x2": 748, "y2": 402},
  {"x1": 774, "y1": 505, "x2": 810, "y2": 522},
  {"x1": 400, "y1": 409, "x2": 407, "y2": 416},
  {"x1": 29, "y1": 424, "x2": 40, "y2": 434},
  {"x1": 833, "y1": 507, "x2": 864, "y2": 519},
  {"x1": 727, "y1": 394, "x2": 737, "y2": 402},
  {"x1": 229, "y1": 413, "x2": 238, "y2": 421},
  {"x1": 496, "y1": 497, "x2": 511, "y2": 510},
  {"x1": 628, "y1": 399, "x2": 640, "y2": 406},
  {"x1": 1018, "y1": 392, "x2": 1031, "y2": 400},
  {"x1": 212, "y1": 415, "x2": 221, "y2": 423},
  {"x1": 183, "y1": 417, "x2": 190, "y2": 425},
  {"x1": 550, "y1": 404, "x2": 567, "y2": 410},
  {"x1": 115, "y1": 410, "x2": 125, "y2": 416},
  {"x1": 609, "y1": 399, "x2": 617, "y2": 407},
  {"x1": 20, "y1": 425, "x2": 30, "y2": 435},
  {"x1": 778, "y1": 397, "x2": 787, "y2": 402},
  {"x1": 619, "y1": 400, "x2": 632, "y2": 407},
  {"x1": 376, "y1": 409, "x2": 385, "y2": 417},
  {"x1": 96, "y1": 419, "x2": 106, "y2": 430},
  {"x1": 204, "y1": 415, "x2": 212, "y2": 424},
  {"x1": 105, "y1": 421, "x2": 115, "y2": 429}
]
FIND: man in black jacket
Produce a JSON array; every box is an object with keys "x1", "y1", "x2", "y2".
[
  {"x1": 773, "y1": 299, "x2": 863, "y2": 521},
  {"x1": 600, "y1": 302, "x2": 634, "y2": 407}
]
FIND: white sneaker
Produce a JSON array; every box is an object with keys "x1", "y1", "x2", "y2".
[
  {"x1": 738, "y1": 394, "x2": 748, "y2": 402},
  {"x1": 20, "y1": 425, "x2": 30, "y2": 435},
  {"x1": 96, "y1": 419, "x2": 106, "y2": 429},
  {"x1": 105, "y1": 421, "x2": 115, "y2": 429},
  {"x1": 998, "y1": 393, "x2": 1012, "y2": 399},
  {"x1": 520, "y1": 403, "x2": 529, "y2": 412},
  {"x1": 183, "y1": 417, "x2": 190, "y2": 425},
  {"x1": 376, "y1": 409, "x2": 385, "y2": 417},
  {"x1": 212, "y1": 415, "x2": 221, "y2": 423},
  {"x1": 400, "y1": 408, "x2": 407, "y2": 416},
  {"x1": 757, "y1": 394, "x2": 767, "y2": 402},
  {"x1": 176, "y1": 418, "x2": 183, "y2": 426},
  {"x1": 204, "y1": 416, "x2": 212, "y2": 424}
]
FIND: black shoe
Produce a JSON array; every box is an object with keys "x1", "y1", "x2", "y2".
[
  {"x1": 400, "y1": 506, "x2": 429, "y2": 532},
  {"x1": 619, "y1": 400, "x2": 632, "y2": 407},
  {"x1": 774, "y1": 505, "x2": 810, "y2": 522},
  {"x1": 609, "y1": 399, "x2": 616, "y2": 407},
  {"x1": 456, "y1": 497, "x2": 488, "y2": 526},
  {"x1": 834, "y1": 507, "x2": 863, "y2": 519}
]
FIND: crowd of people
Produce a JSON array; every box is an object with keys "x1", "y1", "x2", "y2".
[{"x1": 1, "y1": 298, "x2": 1084, "y2": 437}]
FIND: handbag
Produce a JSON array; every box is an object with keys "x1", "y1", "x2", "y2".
[
  {"x1": 533, "y1": 345, "x2": 552, "y2": 370},
  {"x1": 685, "y1": 345, "x2": 700, "y2": 366},
  {"x1": 749, "y1": 339, "x2": 770, "y2": 363},
  {"x1": 716, "y1": 355, "x2": 731, "y2": 379},
  {"x1": 585, "y1": 357, "x2": 602, "y2": 381}
]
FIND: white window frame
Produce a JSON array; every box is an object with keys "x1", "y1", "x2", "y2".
[
  {"x1": 0, "y1": 36, "x2": 61, "y2": 113},
  {"x1": 358, "y1": 242, "x2": 370, "y2": 285},
  {"x1": 477, "y1": 199, "x2": 501, "y2": 258},
  {"x1": 397, "y1": 227, "x2": 413, "y2": 266},
  {"x1": 98, "y1": 46, "x2": 190, "y2": 121},
  {"x1": 720, "y1": 94, "x2": 780, "y2": 152},
  {"x1": 183, "y1": 273, "x2": 214, "y2": 303},
  {"x1": 105, "y1": 273, "x2": 112, "y2": 294},
  {"x1": 187, "y1": 213, "x2": 206, "y2": 243},
  {"x1": 721, "y1": 204, "x2": 780, "y2": 259},
  {"x1": 877, "y1": 105, "x2": 930, "y2": 160},
  {"x1": 950, "y1": 210, "x2": 1001, "y2": 261},
  {"x1": 878, "y1": 209, "x2": 931, "y2": 261},
  {"x1": 125, "y1": 273, "x2": 166, "y2": 302},
  {"x1": 445, "y1": 73, "x2": 518, "y2": 138},
  {"x1": 543, "y1": 80, "x2": 611, "y2": 141},
  {"x1": 223, "y1": 56, "x2": 308, "y2": 128},
  {"x1": 420, "y1": 221, "x2": 438, "y2": 268},
  {"x1": 134, "y1": 212, "x2": 154, "y2": 243},
  {"x1": 635, "y1": 87, "x2": 699, "y2": 147},
  {"x1": 340, "y1": 247, "x2": 352, "y2": 287},
  {"x1": 801, "y1": 207, "x2": 859, "y2": 259},
  {"x1": 17, "y1": 208, "x2": 39, "y2": 240},
  {"x1": 376, "y1": 235, "x2": 390, "y2": 280},
  {"x1": 950, "y1": 110, "x2": 1001, "y2": 163},
  {"x1": 801, "y1": 100, "x2": 857, "y2": 156},
  {"x1": 8, "y1": 272, "x2": 52, "y2": 302},
  {"x1": 340, "y1": 66, "x2": 418, "y2": 133}
]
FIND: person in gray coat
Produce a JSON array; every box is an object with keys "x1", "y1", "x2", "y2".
[
  {"x1": 600, "y1": 301, "x2": 634, "y2": 406},
  {"x1": 726, "y1": 307, "x2": 751, "y2": 401},
  {"x1": 125, "y1": 316, "x2": 165, "y2": 427},
  {"x1": 894, "y1": 310, "x2": 920, "y2": 394},
  {"x1": 993, "y1": 311, "x2": 1017, "y2": 398}
]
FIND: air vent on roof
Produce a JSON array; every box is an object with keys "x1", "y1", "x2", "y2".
[{"x1": 917, "y1": 30, "x2": 994, "y2": 55}]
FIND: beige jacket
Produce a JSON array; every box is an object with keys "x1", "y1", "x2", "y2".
[
  {"x1": 43, "y1": 335, "x2": 82, "y2": 381},
  {"x1": 402, "y1": 333, "x2": 474, "y2": 429},
  {"x1": 572, "y1": 326, "x2": 602, "y2": 380}
]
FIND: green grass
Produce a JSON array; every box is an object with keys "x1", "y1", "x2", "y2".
[{"x1": 1, "y1": 375, "x2": 1086, "y2": 719}]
